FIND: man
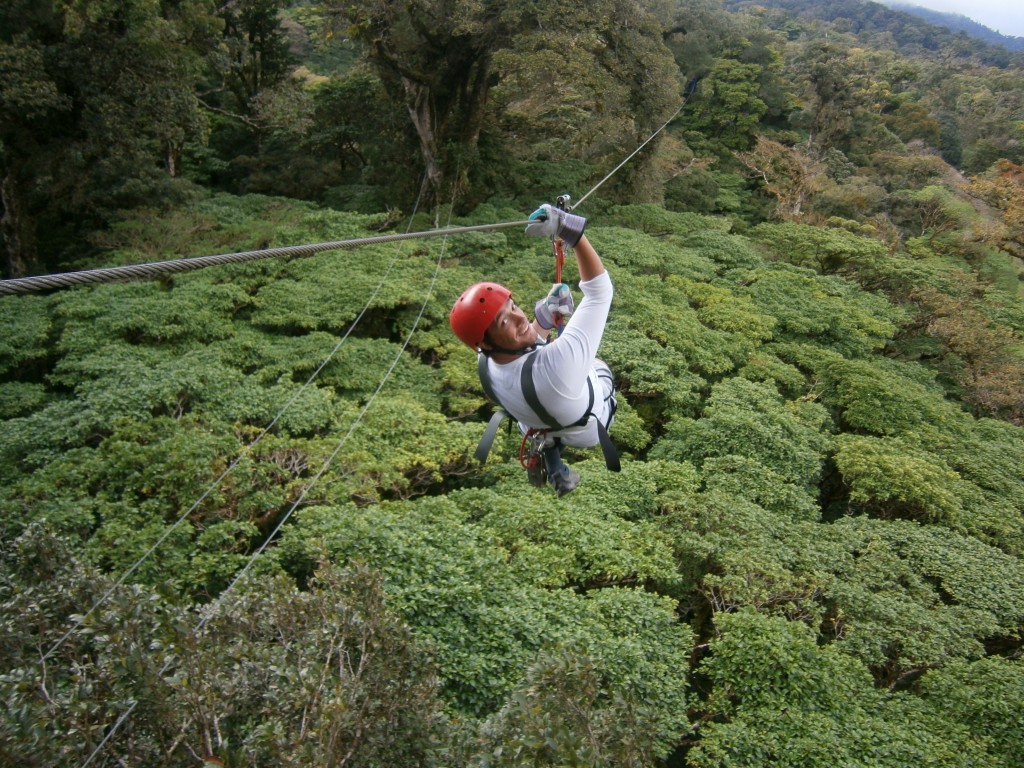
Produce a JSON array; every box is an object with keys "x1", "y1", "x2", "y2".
[{"x1": 449, "y1": 204, "x2": 617, "y2": 496}]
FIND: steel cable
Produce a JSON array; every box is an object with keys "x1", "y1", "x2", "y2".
[{"x1": 0, "y1": 220, "x2": 528, "y2": 296}]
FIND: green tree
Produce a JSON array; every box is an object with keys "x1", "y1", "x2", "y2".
[
  {"x1": 652, "y1": 377, "x2": 832, "y2": 493},
  {"x1": 0, "y1": 30, "x2": 69, "y2": 277},
  {"x1": 689, "y1": 610, "x2": 996, "y2": 767},
  {"x1": 751, "y1": 221, "x2": 890, "y2": 275},
  {"x1": 473, "y1": 587, "x2": 691, "y2": 766},
  {"x1": 883, "y1": 99, "x2": 941, "y2": 147},
  {"x1": 0, "y1": 525, "x2": 451, "y2": 767},
  {"x1": 786, "y1": 39, "x2": 901, "y2": 161},
  {"x1": 0, "y1": 0, "x2": 217, "y2": 277},
  {"x1": 917, "y1": 657, "x2": 1024, "y2": 765},
  {"x1": 334, "y1": 0, "x2": 682, "y2": 207},
  {"x1": 218, "y1": 0, "x2": 294, "y2": 112},
  {"x1": 684, "y1": 56, "x2": 769, "y2": 151},
  {"x1": 177, "y1": 564, "x2": 451, "y2": 767},
  {"x1": 739, "y1": 265, "x2": 901, "y2": 357}
]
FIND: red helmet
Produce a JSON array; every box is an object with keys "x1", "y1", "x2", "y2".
[{"x1": 450, "y1": 282, "x2": 511, "y2": 349}]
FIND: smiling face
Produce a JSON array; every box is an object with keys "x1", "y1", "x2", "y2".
[{"x1": 482, "y1": 297, "x2": 536, "y2": 352}]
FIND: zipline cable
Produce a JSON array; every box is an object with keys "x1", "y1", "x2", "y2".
[
  {"x1": 43, "y1": 179, "x2": 433, "y2": 664},
  {"x1": 6, "y1": 98, "x2": 688, "y2": 298},
  {"x1": 0, "y1": 220, "x2": 528, "y2": 296},
  {"x1": 572, "y1": 102, "x2": 686, "y2": 212},
  {"x1": 77, "y1": 181, "x2": 461, "y2": 768}
]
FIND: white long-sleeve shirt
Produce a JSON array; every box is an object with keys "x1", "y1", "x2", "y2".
[{"x1": 481, "y1": 271, "x2": 613, "y2": 448}]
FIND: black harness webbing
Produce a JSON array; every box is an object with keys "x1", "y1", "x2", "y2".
[
  {"x1": 475, "y1": 352, "x2": 620, "y2": 471},
  {"x1": 474, "y1": 409, "x2": 509, "y2": 464}
]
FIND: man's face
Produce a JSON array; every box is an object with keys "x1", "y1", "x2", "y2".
[{"x1": 484, "y1": 297, "x2": 534, "y2": 351}]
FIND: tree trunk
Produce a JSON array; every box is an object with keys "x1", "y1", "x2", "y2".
[
  {"x1": 166, "y1": 141, "x2": 180, "y2": 178},
  {"x1": 1, "y1": 168, "x2": 37, "y2": 279},
  {"x1": 402, "y1": 78, "x2": 444, "y2": 205}
]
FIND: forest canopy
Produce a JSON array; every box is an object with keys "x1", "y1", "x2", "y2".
[{"x1": 2, "y1": 1, "x2": 1023, "y2": 766}]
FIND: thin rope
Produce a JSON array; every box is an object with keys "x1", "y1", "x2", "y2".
[
  {"x1": 572, "y1": 101, "x2": 686, "y2": 211},
  {"x1": 75, "y1": 187, "x2": 460, "y2": 768},
  {"x1": 198, "y1": 189, "x2": 458, "y2": 632},
  {"x1": 0, "y1": 220, "x2": 528, "y2": 296},
  {"x1": 80, "y1": 701, "x2": 138, "y2": 768},
  {"x1": 43, "y1": 184, "x2": 432, "y2": 663}
]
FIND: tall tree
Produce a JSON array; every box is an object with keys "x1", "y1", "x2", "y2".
[
  {"x1": 682, "y1": 54, "x2": 770, "y2": 151},
  {"x1": 0, "y1": 0, "x2": 218, "y2": 278},
  {"x1": 0, "y1": 26, "x2": 68, "y2": 278},
  {"x1": 219, "y1": 0, "x2": 294, "y2": 109},
  {"x1": 968, "y1": 159, "x2": 1024, "y2": 260},
  {"x1": 333, "y1": 0, "x2": 682, "y2": 207},
  {"x1": 738, "y1": 136, "x2": 825, "y2": 219}
]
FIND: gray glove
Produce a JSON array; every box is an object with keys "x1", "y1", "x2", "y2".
[
  {"x1": 534, "y1": 283, "x2": 575, "y2": 330},
  {"x1": 525, "y1": 204, "x2": 587, "y2": 247}
]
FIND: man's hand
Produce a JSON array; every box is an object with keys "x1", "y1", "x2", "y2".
[
  {"x1": 525, "y1": 204, "x2": 587, "y2": 248},
  {"x1": 534, "y1": 283, "x2": 575, "y2": 330}
]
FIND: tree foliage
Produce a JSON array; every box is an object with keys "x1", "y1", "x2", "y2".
[
  {"x1": 0, "y1": 0, "x2": 218, "y2": 277},
  {"x1": 3, "y1": 2, "x2": 1024, "y2": 765}
]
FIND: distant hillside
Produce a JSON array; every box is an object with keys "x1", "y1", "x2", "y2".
[
  {"x1": 883, "y1": 1, "x2": 1024, "y2": 50},
  {"x1": 727, "y1": 0, "x2": 1024, "y2": 65}
]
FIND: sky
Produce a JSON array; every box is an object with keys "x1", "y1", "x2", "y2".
[{"x1": 898, "y1": 0, "x2": 1024, "y2": 37}]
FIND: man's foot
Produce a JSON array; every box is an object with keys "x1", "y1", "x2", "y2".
[{"x1": 549, "y1": 465, "x2": 580, "y2": 497}]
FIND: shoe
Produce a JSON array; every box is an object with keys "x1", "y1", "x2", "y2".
[{"x1": 549, "y1": 465, "x2": 580, "y2": 497}]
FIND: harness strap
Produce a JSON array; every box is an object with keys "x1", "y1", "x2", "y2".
[
  {"x1": 478, "y1": 353, "x2": 501, "y2": 406},
  {"x1": 520, "y1": 353, "x2": 592, "y2": 430},
  {"x1": 475, "y1": 408, "x2": 509, "y2": 464},
  {"x1": 475, "y1": 352, "x2": 619, "y2": 472},
  {"x1": 596, "y1": 420, "x2": 620, "y2": 472}
]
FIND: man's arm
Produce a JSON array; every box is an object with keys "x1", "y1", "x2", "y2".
[
  {"x1": 573, "y1": 234, "x2": 605, "y2": 282},
  {"x1": 531, "y1": 235, "x2": 606, "y2": 338}
]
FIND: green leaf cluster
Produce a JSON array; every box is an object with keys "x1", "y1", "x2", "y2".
[{"x1": 3, "y1": 183, "x2": 1024, "y2": 766}]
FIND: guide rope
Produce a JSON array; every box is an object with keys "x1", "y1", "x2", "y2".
[
  {"x1": 75, "y1": 179, "x2": 461, "y2": 768},
  {"x1": 196, "y1": 195, "x2": 457, "y2": 632},
  {"x1": 42, "y1": 178, "x2": 432, "y2": 663}
]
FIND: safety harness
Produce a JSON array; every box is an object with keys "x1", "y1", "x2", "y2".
[{"x1": 473, "y1": 350, "x2": 620, "y2": 472}]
